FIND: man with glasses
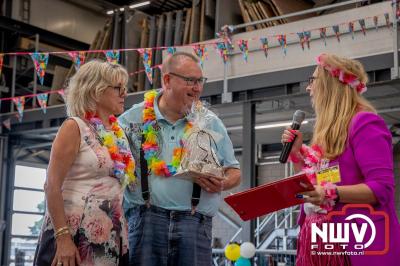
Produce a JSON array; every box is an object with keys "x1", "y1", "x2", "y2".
[{"x1": 119, "y1": 52, "x2": 241, "y2": 266}]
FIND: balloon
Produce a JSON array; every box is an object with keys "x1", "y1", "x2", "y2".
[
  {"x1": 234, "y1": 257, "x2": 251, "y2": 266},
  {"x1": 224, "y1": 243, "x2": 241, "y2": 261},
  {"x1": 240, "y1": 242, "x2": 256, "y2": 258}
]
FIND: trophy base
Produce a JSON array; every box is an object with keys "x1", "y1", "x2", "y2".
[{"x1": 174, "y1": 170, "x2": 225, "y2": 182}]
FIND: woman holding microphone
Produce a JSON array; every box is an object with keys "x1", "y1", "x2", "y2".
[{"x1": 281, "y1": 53, "x2": 400, "y2": 265}]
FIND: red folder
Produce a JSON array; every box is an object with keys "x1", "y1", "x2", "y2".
[{"x1": 224, "y1": 173, "x2": 314, "y2": 221}]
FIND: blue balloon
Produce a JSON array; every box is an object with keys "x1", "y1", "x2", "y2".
[{"x1": 234, "y1": 257, "x2": 251, "y2": 266}]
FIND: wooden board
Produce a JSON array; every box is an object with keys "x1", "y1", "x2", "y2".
[
  {"x1": 238, "y1": 0, "x2": 255, "y2": 31},
  {"x1": 183, "y1": 8, "x2": 192, "y2": 44},
  {"x1": 258, "y1": 2, "x2": 279, "y2": 27},
  {"x1": 190, "y1": 0, "x2": 201, "y2": 43},
  {"x1": 174, "y1": 10, "x2": 184, "y2": 45},
  {"x1": 269, "y1": 0, "x2": 314, "y2": 23},
  {"x1": 251, "y1": 2, "x2": 267, "y2": 28},
  {"x1": 244, "y1": 1, "x2": 263, "y2": 30}
]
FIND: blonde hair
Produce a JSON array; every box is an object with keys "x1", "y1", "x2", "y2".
[
  {"x1": 312, "y1": 54, "x2": 376, "y2": 159},
  {"x1": 65, "y1": 60, "x2": 128, "y2": 117}
]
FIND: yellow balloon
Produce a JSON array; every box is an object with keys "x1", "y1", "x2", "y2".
[{"x1": 225, "y1": 243, "x2": 241, "y2": 261}]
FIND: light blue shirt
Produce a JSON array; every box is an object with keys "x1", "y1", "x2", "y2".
[{"x1": 118, "y1": 92, "x2": 240, "y2": 216}]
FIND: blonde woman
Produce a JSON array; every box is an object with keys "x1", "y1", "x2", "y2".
[
  {"x1": 34, "y1": 60, "x2": 135, "y2": 266},
  {"x1": 281, "y1": 54, "x2": 400, "y2": 265}
]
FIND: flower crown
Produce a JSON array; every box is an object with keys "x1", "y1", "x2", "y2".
[{"x1": 316, "y1": 54, "x2": 367, "y2": 94}]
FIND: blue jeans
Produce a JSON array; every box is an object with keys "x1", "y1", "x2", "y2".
[{"x1": 125, "y1": 204, "x2": 213, "y2": 266}]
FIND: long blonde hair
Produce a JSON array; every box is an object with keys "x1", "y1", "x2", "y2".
[
  {"x1": 65, "y1": 60, "x2": 128, "y2": 117},
  {"x1": 312, "y1": 54, "x2": 376, "y2": 159}
]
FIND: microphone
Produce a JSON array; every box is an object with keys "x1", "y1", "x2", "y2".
[{"x1": 279, "y1": 110, "x2": 306, "y2": 164}]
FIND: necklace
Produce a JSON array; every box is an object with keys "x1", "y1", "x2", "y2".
[
  {"x1": 142, "y1": 90, "x2": 192, "y2": 177},
  {"x1": 86, "y1": 113, "x2": 136, "y2": 187}
]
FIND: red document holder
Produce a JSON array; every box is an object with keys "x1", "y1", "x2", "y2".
[{"x1": 224, "y1": 173, "x2": 314, "y2": 221}]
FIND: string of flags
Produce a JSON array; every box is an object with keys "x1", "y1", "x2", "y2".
[{"x1": 0, "y1": 12, "x2": 392, "y2": 128}]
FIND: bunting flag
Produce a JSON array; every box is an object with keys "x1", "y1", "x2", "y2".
[
  {"x1": 216, "y1": 25, "x2": 234, "y2": 54},
  {"x1": 215, "y1": 42, "x2": 229, "y2": 63},
  {"x1": 166, "y1": 47, "x2": 176, "y2": 56},
  {"x1": 68, "y1": 51, "x2": 86, "y2": 70},
  {"x1": 104, "y1": 50, "x2": 120, "y2": 64},
  {"x1": 237, "y1": 40, "x2": 249, "y2": 62},
  {"x1": 320, "y1": 27, "x2": 327, "y2": 46},
  {"x1": 304, "y1": 31, "x2": 311, "y2": 49},
  {"x1": 193, "y1": 44, "x2": 208, "y2": 68},
  {"x1": 2, "y1": 118, "x2": 11, "y2": 130},
  {"x1": 12, "y1": 97, "x2": 25, "y2": 122},
  {"x1": 30, "y1": 53, "x2": 49, "y2": 85},
  {"x1": 260, "y1": 37, "x2": 269, "y2": 58},
  {"x1": 36, "y1": 93, "x2": 48, "y2": 114},
  {"x1": 297, "y1": 31, "x2": 311, "y2": 50},
  {"x1": 384, "y1": 13, "x2": 390, "y2": 28},
  {"x1": 297, "y1": 32, "x2": 305, "y2": 50},
  {"x1": 373, "y1": 16, "x2": 379, "y2": 31},
  {"x1": 277, "y1": 35, "x2": 287, "y2": 56},
  {"x1": 348, "y1": 22, "x2": 355, "y2": 39},
  {"x1": 0, "y1": 54, "x2": 3, "y2": 77},
  {"x1": 332, "y1": 25, "x2": 341, "y2": 42},
  {"x1": 358, "y1": 19, "x2": 367, "y2": 35},
  {"x1": 138, "y1": 48, "x2": 153, "y2": 84}
]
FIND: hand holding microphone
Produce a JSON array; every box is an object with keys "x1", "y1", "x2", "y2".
[{"x1": 279, "y1": 110, "x2": 306, "y2": 163}]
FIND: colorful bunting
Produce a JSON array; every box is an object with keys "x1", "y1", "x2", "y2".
[
  {"x1": 373, "y1": 16, "x2": 379, "y2": 31},
  {"x1": 277, "y1": 35, "x2": 287, "y2": 56},
  {"x1": 358, "y1": 19, "x2": 366, "y2": 35},
  {"x1": 320, "y1": 27, "x2": 327, "y2": 46},
  {"x1": 297, "y1": 31, "x2": 311, "y2": 50},
  {"x1": 138, "y1": 48, "x2": 153, "y2": 84},
  {"x1": 0, "y1": 54, "x2": 3, "y2": 77},
  {"x1": 384, "y1": 13, "x2": 390, "y2": 28},
  {"x1": 104, "y1": 50, "x2": 120, "y2": 64},
  {"x1": 2, "y1": 118, "x2": 11, "y2": 130},
  {"x1": 215, "y1": 42, "x2": 229, "y2": 63},
  {"x1": 260, "y1": 37, "x2": 269, "y2": 59},
  {"x1": 167, "y1": 47, "x2": 176, "y2": 56},
  {"x1": 216, "y1": 25, "x2": 234, "y2": 54},
  {"x1": 12, "y1": 97, "x2": 25, "y2": 122},
  {"x1": 68, "y1": 51, "x2": 86, "y2": 70},
  {"x1": 297, "y1": 32, "x2": 305, "y2": 50},
  {"x1": 36, "y1": 93, "x2": 48, "y2": 114},
  {"x1": 237, "y1": 40, "x2": 249, "y2": 62},
  {"x1": 332, "y1": 25, "x2": 341, "y2": 42},
  {"x1": 304, "y1": 31, "x2": 311, "y2": 49},
  {"x1": 193, "y1": 44, "x2": 208, "y2": 68},
  {"x1": 348, "y1": 22, "x2": 355, "y2": 39},
  {"x1": 30, "y1": 53, "x2": 49, "y2": 85}
]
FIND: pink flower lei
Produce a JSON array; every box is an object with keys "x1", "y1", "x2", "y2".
[{"x1": 316, "y1": 54, "x2": 367, "y2": 94}]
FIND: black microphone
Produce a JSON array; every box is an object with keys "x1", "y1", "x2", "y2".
[{"x1": 279, "y1": 110, "x2": 306, "y2": 164}]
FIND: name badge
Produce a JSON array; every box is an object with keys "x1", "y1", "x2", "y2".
[{"x1": 316, "y1": 165, "x2": 341, "y2": 185}]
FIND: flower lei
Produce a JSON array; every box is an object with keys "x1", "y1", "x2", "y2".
[
  {"x1": 290, "y1": 144, "x2": 338, "y2": 211},
  {"x1": 142, "y1": 90, "x2": 193, "y2": 177},
  {"x1": 86, "y1": 113, "x2": 136, "y2": 187},
  {"x1": 316, "y1": 53, "x2": 367, "y2": 94}
]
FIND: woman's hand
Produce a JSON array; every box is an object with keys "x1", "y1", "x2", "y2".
[
  {"x1": 298, "y1": 185, "x2": 326, "y2": 206},
  {"x1": 51, "y1": 234, "x2": 81, "y2": 266},
  {"x1": 281, "y1": 127, "x2": 303, "y2": 154}
]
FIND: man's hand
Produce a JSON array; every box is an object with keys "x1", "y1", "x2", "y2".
[{"x1": 194, "y1": 176, "x2": 224, "y2": 193}]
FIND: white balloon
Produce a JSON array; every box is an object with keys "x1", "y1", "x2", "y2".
[{"x1": 240, "y1": 242, "x2": 256, "y2": 258}]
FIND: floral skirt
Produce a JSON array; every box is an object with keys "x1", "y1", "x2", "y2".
[{"x1": 34, "y1": 194, "x2": 129, "y2": 266}]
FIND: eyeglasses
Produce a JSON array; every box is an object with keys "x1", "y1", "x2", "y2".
[
  {"x1": 168, "y1": 72, "x2": 208, "y2": 86},
  {"x1": 308, "y1": 76, "x2": 318, "y2": 86},
  {"x1": 108, "y1": 86, "x2": 127, "y2": 97}
]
